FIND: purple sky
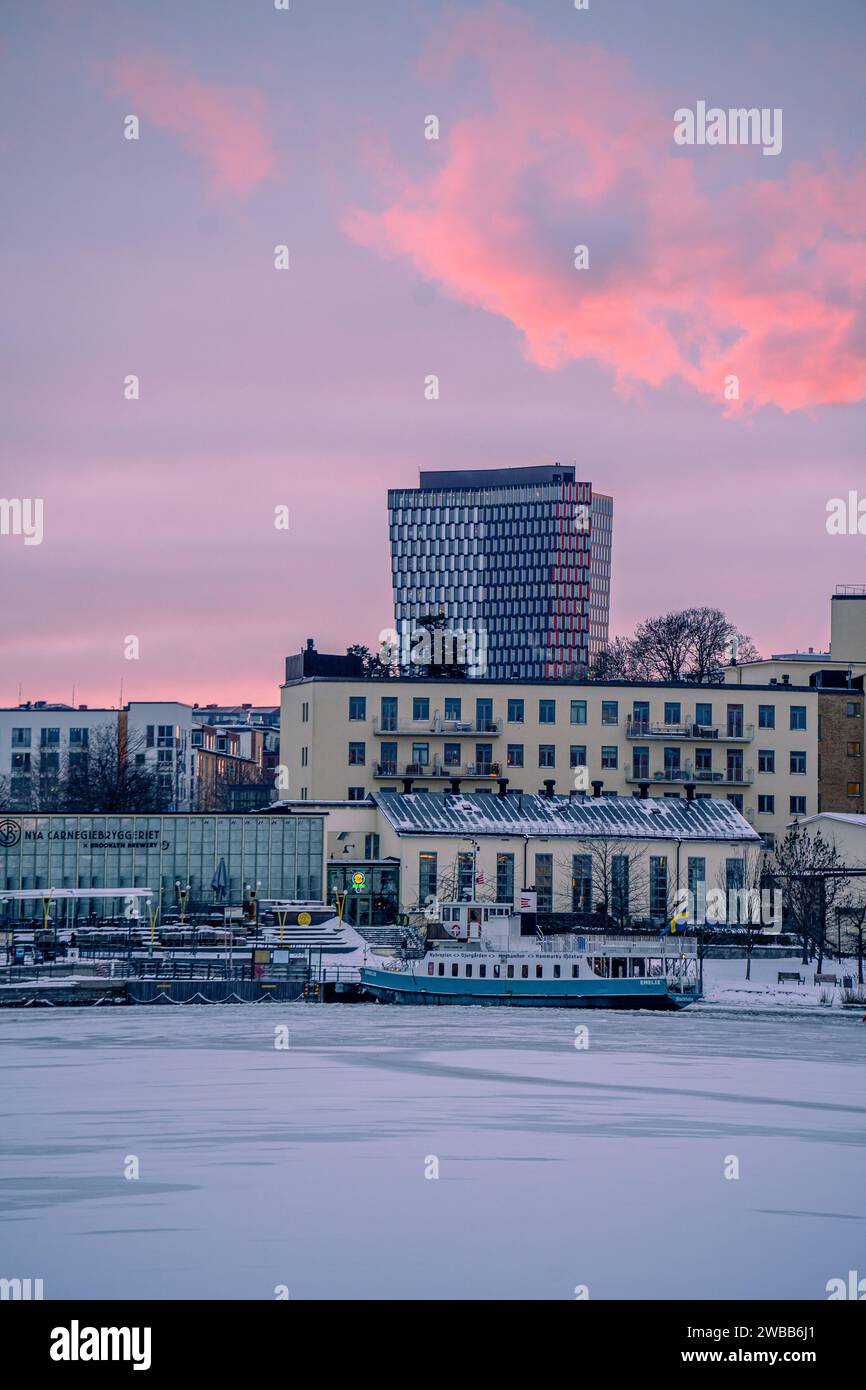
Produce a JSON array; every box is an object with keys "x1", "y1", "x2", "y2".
[{"x1": 2, "y1": 0, "x2": 865, "y2": 706}]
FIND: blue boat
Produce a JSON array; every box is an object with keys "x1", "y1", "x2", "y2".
[{"x1": 360, "y1": 901, "x2": 700, "y2": 1009}]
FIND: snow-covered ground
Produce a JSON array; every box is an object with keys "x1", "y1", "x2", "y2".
[{"x1": 1, "y1": 957, "x2": 863, "y2": 1301}]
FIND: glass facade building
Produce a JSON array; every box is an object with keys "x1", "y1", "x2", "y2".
[
  {"x1": 0, "y1": 813, "x2": 324, "y2": 918},
  {"x1": 388, "y1": 465, "x2": 613, "y2": 680}
]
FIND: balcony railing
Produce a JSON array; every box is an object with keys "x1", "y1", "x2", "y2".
[
  {"x1": 626, "y1": 767, "x2": 754, "y2": 787},
  {"x1": 373, "y1": 716, "x2": 502, "y2": 736},
  {"x1": 373, "y1": 761, "x2": 501, "y2": 779},
  {"x1": 625, "y1": 720, "x2": 754, "y2": 742}
]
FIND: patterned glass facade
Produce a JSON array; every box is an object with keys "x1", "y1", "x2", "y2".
[
  {"x1": 0, "y1": 813, "x2": 324, "y2": 918},
  {"x1": 388, "y1": 466, "x2": 612, "y2": 680}
]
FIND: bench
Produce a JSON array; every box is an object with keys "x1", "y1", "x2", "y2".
[
  {"x1": 777, "y1": 971, "x2": 803, "y2": 984},
  {"x1": 814, "y1": 973, "x2": 837, "y2": 985}
]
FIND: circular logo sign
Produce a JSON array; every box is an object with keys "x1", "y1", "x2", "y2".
[
  {"x1": 0, "y1": 820, "x2": 21, "y2": 848},
  {"x1": 297, "y1": 911, "x2": 311, "y2": 926},
  {"x1": 352, "y1": 871, "x2": 366, "y2": 886}
]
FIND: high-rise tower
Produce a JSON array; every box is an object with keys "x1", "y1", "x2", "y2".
[{"x1": 388, "y1": 465, "x2": 613, "y2": 680}]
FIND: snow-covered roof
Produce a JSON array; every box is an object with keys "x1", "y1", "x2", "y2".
[
  {"x1": 373, "y1": 791, "x2": 760, "y2": 842},
  {"x1": 795, "y1": 812, "x2": 866, "y2": 828}
]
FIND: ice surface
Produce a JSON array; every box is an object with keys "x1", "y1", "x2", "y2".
[{"x1": 0, "y1": 954, "x2": 863, "y2": 1301}]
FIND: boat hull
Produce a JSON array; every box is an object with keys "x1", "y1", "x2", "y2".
[{"x1": 360, "y1": 969, "x2": 699, "y2": 1010}]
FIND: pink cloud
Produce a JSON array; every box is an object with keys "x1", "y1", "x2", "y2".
[
  {"x1": 344, "y1": 3, "x2": 866, "y2": 412},
  {"x1": 107, "y1": 54, "x2": 275, "y2": 199}
]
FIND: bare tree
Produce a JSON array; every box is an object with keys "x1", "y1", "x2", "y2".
[
  {"x1": 711, "y1": 845, "x2": 770, "y2": 980},
  {"x1": 770, "y1": 825, "x2": 850, "y2": 968},
  {"x1": 60, "y1": 724, "x2": 168, "y2": 813},
  {"x1": 591, "y1": 607, "x2": 759, "y2": 685}
]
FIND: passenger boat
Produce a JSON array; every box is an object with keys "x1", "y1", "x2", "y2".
[{"x1": 360, "y1": 900, "x2": 700, "y2": 1009}]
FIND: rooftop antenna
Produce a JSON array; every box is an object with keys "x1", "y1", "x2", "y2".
[{"x1": 119, "y1": 677, "x2": 124, "y2": 711}]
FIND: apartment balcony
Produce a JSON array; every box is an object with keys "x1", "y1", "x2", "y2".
[
  {"x1": 626, "y1": 767, "x2": 754, "y2": 788},
  {"x1": 373, "y1": 761, "x2": 501, "y2": 780},
  {"x1": 625, "y1": 720, "x2": 755, "y2": 742},
  {"x1": 372, "y1": 716, "x2": 502, "y2": 737}
]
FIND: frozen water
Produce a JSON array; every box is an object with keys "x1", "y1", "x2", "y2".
[{"x1": 0, "y1": 955, "x2": 863, "y2": 1300}]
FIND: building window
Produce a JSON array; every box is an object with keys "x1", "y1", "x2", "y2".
[
  {"x1": 413, "y1": 697, "x2": 430, "y2": 722},
  {"x1": 457, "y1": 852, "x2": 474, "y2": 900},
  {"x1": 349, "y1": 696, "x2": 366, "y2": 721},
  {"x1": 632, "y1": 701, "x2": 649, "y2": 728},
  {"x1": 760, "y1": 833, "x2": 776, "y2": 852},
  {"x1": 300, "y1": 787, "x2": 308, "y2": 800},
  {"x1": 496, "y1": 853, "x2": 515, "y2": 904},
  {"x1": 570, "y1": 745, "x2": 587, "y2": 769},
  {"x1": 11, "y1": 727, "x2": 31, "y2": 747},
  {"x1": 444, "y1": 743, "x2": 461, "y2": 767},
  {"x1": 846, "y1": 701, "x2": 862, "y2": 717},
  {"x1": 790, "y1": 706, "x2": 807, "y2": 731},
  {"x1": 790, "y1": 750, "x2": 806, "y2": 775},
  {"x1": 758, "y1": 794, "x2": 775, "y2": 813},
  {"x1": 69, "y1": 727, "x2": 89, "y2": 747},
  {"x1": 40, "y1": 727, "x2": 60, "y2": 747},
  {"x1": 538, "y1": 744, "x2": 555, "y2": 768},
  {"x1": 535, "y1": 854, "x2": 553, "y2": 912},
  {"x1": 612, "y1": 856, "x2": 629, "y2": 919},
  {"x1": 601, "y1": 700, "x2": 618, "y2": 725},
  {"x1": 695, "y1": 748, "x2": 712, "y2": 774},
  {"x1": 380, "y1": 697, "x2": 398, "y2": 732},
  {"x1": 507, "y1": 698, "x2": 524, "y2": 724},
  {"x1": 695, "y1": 702, "x2": 712, "y2": 727},
  {"x1": 790, "y1": 795, "x2": 807, "y2": 815},
  {"x1": 347, "y1": 786, "x2": 366, "y2": 801},
  {"x1": 348, "y1": 742, "x2": 366, "y2": 766},
  {"x1": 301, "y1": 746, "x2": 308, "y2": 767},
  {"x1": 848, "y1": 782, "x2": 862, "y2": 797},
  {"x1": 632, "y1": 746, "x2": 649, "y2": 779},
  {"x1": 419, "y1": 852, "x2": 438, "y2": 903},
  {"x1": 848, "y1": 742, "x2": 863, "y2": 757},
  {"x1": 410, "y1": 743, "x2": 429, "y2": 768},
  {"x1": 650, "y1": 857, "x2": 668, "y2": 916},
  {"x1": 364, "y1": 833, "x2": 380, "y2": 859},
  {"x1": 539, "y1": 699, "x2": 556, "y2": 724},
  {"x1": 664, "y1": 702, "x2": 681, "y2": 725},
  {"x1": 758, "y1": 704, "x2": 775, "y2": 729},
  {"x1": 506, "y1": 744, "x2": 524, "y2": 767},
  {"x1": 476, "y1": 699, "x2": 494, "y2": 731},
  {"x1": 572, "y1": 854, "x2": 592, "y2": 913},
  {"x1": 570, "y1": 700, "x2": 587, "y2": 725},
  {"x1": 601, "y1": 746, "x2": 618, "y2": 769},
  {"x1": 727, "y1": 794, "x2": 744, "y2": 812},
  {"x1": 444, "y1": 697, "x2": 461, "y2": 721},
  {"x1": 301, "y1": 702, "x2": 309, "y2": 722},
  {"x1": 758, "y1": 749, "x2": 775, "y2": 773}
]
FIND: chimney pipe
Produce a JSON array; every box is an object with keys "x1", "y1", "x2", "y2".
[
  {"x1": 684, "y1": 781, "x2": 696, "y2": 803},
  {"x1": 541, "y1": 779, "x2": 556, "y2": 798},
  {"x1": 402, "y1": 777, "x2": 414, "y2": 794},
  {"x1": 449, "y1": 777, "x2": 461, "y2": 795},
  {"x1": 497, "y1": 777, "x2": 509, "y2": 798},
  {"x1": 638, "y1": 780, "x2": 650, "y2": 800},
  {"x1": 591, "y1": 779, "x2": 604, "y2": 798}
]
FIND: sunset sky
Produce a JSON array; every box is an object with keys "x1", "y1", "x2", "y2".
[{"x1": 2, "y1": 0, "x2": 865, "y2": 707}]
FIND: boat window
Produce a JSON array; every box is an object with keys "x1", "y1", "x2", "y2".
[
  {"x1": 493, "y1": 964, "x2": 501, "y2": 978},
  {"x1": 535, "y1": 964, "x2": 543, "y2": 978},
  {"x1": 521, "y1": 964, "x2": 529, "y2": 978},
  {"x1": 465, "y1": 964, "x2": 472, "y2": 977},
  {"x1": 572, "y1": 965, "x2": 579, "y2": 978},
  {"x1": 427, "y1": 962, "x2": 434, "y2": 975},
  {"x1": 479, "y1": 964, "x2": 487, "y2": 978},
  {"x1": 451, "y1": 963, "x2": 459, "y2": 977},
  {"x1": 438, "y1": 962, "x2": 445, "y2": 976},
  {"x1": 507, "y1": 964, "x2": 514, "y2": 979},
  {"x1": 553, "y1": 964, "x2": 561, "y2": 979}
]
